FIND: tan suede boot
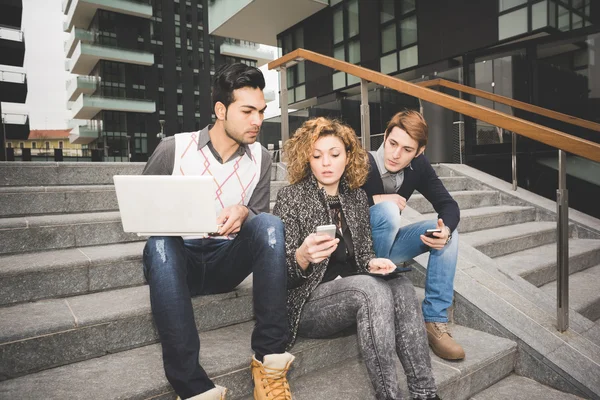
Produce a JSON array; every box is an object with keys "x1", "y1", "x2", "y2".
[
  {"x1": 425, "y1": 322, "x2": 465, "y2": 361},
  {"x1": 251, "y1": 352, "x2": 294, "y2": 399},
  {"x1": 176, "y1": 385, "x2": 228, "y2": 400}
]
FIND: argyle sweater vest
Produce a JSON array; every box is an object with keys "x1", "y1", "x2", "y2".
[{"x1": 172, "y1": 131, "x2": 262, "y2": 237}]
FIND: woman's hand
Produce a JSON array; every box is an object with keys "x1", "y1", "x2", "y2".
[
  {"x1": 368, "y1": 258, "x2": 397, "y2": 274},
  {"x1": 295, "y1": 233, "x2": 339, "y2": 270}
]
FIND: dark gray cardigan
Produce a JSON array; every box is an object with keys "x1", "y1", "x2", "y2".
[{"x1": 273, "y1": 175, "x2": 374, "y2": 348}]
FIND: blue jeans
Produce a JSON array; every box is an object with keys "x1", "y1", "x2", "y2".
[
  {"x1": 370, "y1": 201, "x2": 459, "y2": 323},
  {"x1": 142, "y1": 213, "x2": 289, "y2": 399}
]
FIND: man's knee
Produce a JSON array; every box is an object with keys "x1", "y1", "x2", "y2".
[
  {"x1": 370, "y1": 201, "x2": 402, "y2": 230},
  {"x1": 143, "y1": 236, "x2": 185, "y2": 278},
  {"x1": 246, "y1": 213, "x2": 285, "y2": 247}
]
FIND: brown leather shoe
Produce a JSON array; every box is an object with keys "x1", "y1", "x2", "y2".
[
  {"x1": 251, "y1": 352, "x2": 294, "y2": 399},
  {"x1": 425, "y1": 322, "x2": 465, "y2": 361}
]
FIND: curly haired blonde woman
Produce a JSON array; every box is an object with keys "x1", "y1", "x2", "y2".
[{"x1": 273, "y1": 117, "x2": 440, "y2": 400}]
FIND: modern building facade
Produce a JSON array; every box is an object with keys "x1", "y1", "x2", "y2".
[
  {"x1": 0, "y1": 0, "x2": 29, "y2": 161},
  {"x1": 211, "y1": 0, "x2": 599, "y2": 217},
  {"x1": 63, "y1": 0, "x2": 272, "y2": 162}
]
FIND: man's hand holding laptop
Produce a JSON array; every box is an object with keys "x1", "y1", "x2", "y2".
[{"x1": 217, "y1": 204, "x2": 249, "y2": 236}]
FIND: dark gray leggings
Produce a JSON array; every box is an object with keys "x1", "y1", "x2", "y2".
[{"x1": 297, "y1": 274, "x2": 437, "y2": 400}]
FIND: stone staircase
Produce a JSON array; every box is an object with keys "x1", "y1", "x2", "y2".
[{"x1": 0, "y1": 161, "x2": 595, "y2": 399}]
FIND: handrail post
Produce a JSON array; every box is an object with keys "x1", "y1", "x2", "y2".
[
  {"x1": 512, "y1": 131, "x2": 517, "y2": 190},
  {"x1": 360, "y1": 79, "x2": 370, "y2": 150},
  {"x1": 279, "y1": 67, "x2": 289, "y2": 145},
  {"x1": 557, "y1": 149, "x2": 569, "y2": 332}
]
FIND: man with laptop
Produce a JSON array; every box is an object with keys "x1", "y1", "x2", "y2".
[{"x1": 139, "y1": 64, "x2": 292, "y2": 400}]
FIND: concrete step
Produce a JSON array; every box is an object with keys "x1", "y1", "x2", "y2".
[
  {"x1": 0, "y1": 162, "x2": 145, "y2": 187},
  {"x1": 0, "y1": 320, "x2": 361, "y2": 399},
  {"x1": 461, "y1": 221, "x2": 573, "y2": 259},
  {"x1": 0, "y1": 185, "x2": 118, "y2": 217},
  {"x1": 422, "y1": 205, "x2": 536, "y2": 234},
  {"x1": 251, "y1": 324, "x2": 516, "y2": 400},
  {"x1": 432, "y1": 164, "x2": 457, "y2": 178},
  {"x1": 494, "y1": 239, "x2": 600, "y2": 287},
  {"x1": 0, "y1": 211, "x2": 142, "y2": 255},
  {"x1": 470, "y1": 374, "x2": 584, "y2": 399},
  {"x1": 540, "y1": 263, "x2": 600, "y2": 322},
  {"x1": 0, "y1": 241, "x2": 145, "y2": 306},
  {"x1": 0, "y1": 160, "x2": 281, "y2": 189},
  {"x1": 408, "y1": 190, "x2": 499, "y2": 214},
  {"x1": 0, "y1": 278, "x2": 254, "y2": 379}
]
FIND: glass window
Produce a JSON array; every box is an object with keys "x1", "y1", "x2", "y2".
[
  {"x1": 330, "y1": 0, "x2": 342, "y2": 5},
  {"x1": 334, "y1": 44, "x2": 345, "y2": 61},
  {"x1": 297, "y1": 61, "x2": 305, "y2": 84},
  {"x1": 283, "y1": 33, "x2": 293, "y2": 54},
  {"x1": 32, "y1": 142, "x2": 37, "y2": 149},
  {"x1": 347, "y1": 0, "x2": 359, "y2": 37},
  {"x1": 287, "y1": 67, "x2": 295, "y2": 88},
  {"x1": 333, "y1": 8, "x2": 344, "y2": 44},
  {"x1": 499, "y1": 0, "x2": 527, "y2": 11},
  {"x1": 400, "y1": 15, "x2": 417, "y2": 47},
  {"x1": 572, "y1": 13, "x2": 583, "y2": 29},
  {"x1": 399, "y1": 45, "x2": 418, "y2": 70},
  {"x1": 59, "y1": 141, "x2": 64, "y2": 149},
  {"x1": 399, "y1": 0, "x2": 416, "y2": 15},
  {"x1": 348, "y1": 39, "x2": 360, "y2": 64},
  {"x1": 381, "y1": 24, "x2": 396, "y2": 53},
  {"x1": 332, "y1": 71, "x2": 346, "y2": 90},
  {"x1": 380, "y1": 52, "x2": 397, "y2": 74},
  {"x1": 532, "y1": 1, "x2": 548, "y2": 30},
  {"x1": 197, "y1": 7, "x2": 203, "y2": 26},
  {"x1": 558, "y1": 5, "x2": 569, "y2": 31},
  {"x1": 499, "y1": 7, "x2": 528, "y2": 40},
  {"x1": 381, "y1": 0, "x2": 394, "y2": 23},
  {"x1": 296, "y1": 85, "x2": 306, "y2": 102},
  {"x1": 294, "y1": 27, "x2": 304, "y2": 50}
]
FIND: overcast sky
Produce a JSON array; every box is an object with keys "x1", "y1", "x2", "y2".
[{"x1": 1, "y1": 0, "x2": 282, "y2": 130}]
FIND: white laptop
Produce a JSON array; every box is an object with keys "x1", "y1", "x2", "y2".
[{"x1": 113, "y1": 175, "x2": 219, "y2": 236}]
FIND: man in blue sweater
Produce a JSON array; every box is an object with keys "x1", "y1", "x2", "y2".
[{"x1": 361, "y1": 110, "x2": 465, "y2": 361}]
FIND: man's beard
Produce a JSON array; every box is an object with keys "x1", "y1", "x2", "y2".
[{"x1": 224, "y1": 126, "x2": 259, "y2": 145}]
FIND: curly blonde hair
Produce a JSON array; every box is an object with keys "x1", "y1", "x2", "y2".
[{"x1": 283, "y1": 117, "x2": 369, "y2": 189}]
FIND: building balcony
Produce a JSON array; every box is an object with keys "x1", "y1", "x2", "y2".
[
  {"x1": 1, "y1": 112, "x2": 29, "y2": 140},
  {"x1": 65, "y1": 27, "x2": 96, "y2": 58},
  {"x1": 208, "y1": 0, "x2": 327, "y2": 46},
  {"x1": 67, "y1": 40, "x2": 154, "y2": 75},
  {"x1": 70, "y1": 92, "x2": 155, "y2": 120},
  {"x1": 0, "y1": 68, "x2": 26, "y2": 103},
  {"x1": 0, "y1": 24, "x2": 24, "y2": 67},
  {"x1": 66, "y1": 75, "x2": 100, "y2": 102},
  {"x1": 220, "y1": 39, "x2": 274, "y2": 67},
  {"x1": 69, "y1": 121, "x2": 101, "y2": 144},
  {"x1": 64, "y1": 0, "x2": 152, "y2": 31}
]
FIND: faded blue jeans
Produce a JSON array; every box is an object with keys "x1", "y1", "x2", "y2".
[
  {"x1": 142, "y1": 213, "x2": 289, "y2": 399},
  {"x1": 298, "y1": 274, "x2": 437, "y2": 399},
  {"x1": 370, "y1": 201, "x2": 459, "y2": 323}
]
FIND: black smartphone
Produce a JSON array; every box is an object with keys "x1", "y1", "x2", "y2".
[{"x1": 424, "y1": 228, "x2": 442, "y2": 238}]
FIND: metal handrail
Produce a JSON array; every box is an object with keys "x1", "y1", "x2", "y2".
[{"x1": 268, "y1": 48, "x2": 595, "y2": 332}]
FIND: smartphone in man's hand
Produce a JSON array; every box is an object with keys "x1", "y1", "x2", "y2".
[{"x1": 424, "y1": 228, "x2": 442, "y2": 238}]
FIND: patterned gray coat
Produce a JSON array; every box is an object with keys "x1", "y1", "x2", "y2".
[{"x1": 273, "y1": 174, "x2": 375, "y2": 348}]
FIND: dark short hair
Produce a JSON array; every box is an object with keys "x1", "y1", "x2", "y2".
[
  {"x1": 384, "y1": 110, "x2": 428, "y2": 149},
  {"x1": 212, "y1": 63, "x2": 266, "y2": 109}
]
